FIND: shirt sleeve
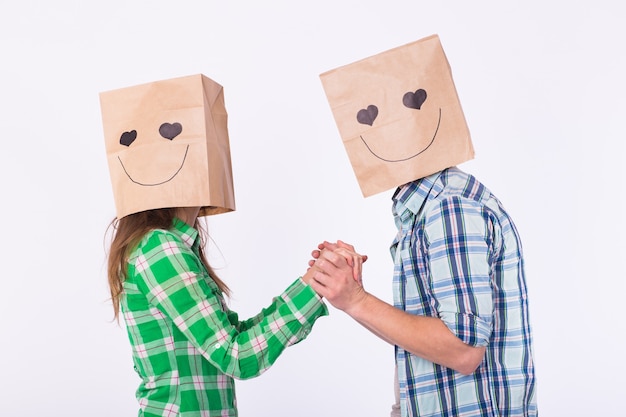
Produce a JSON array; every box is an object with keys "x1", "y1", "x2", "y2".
[
  {"x1": 422, "y1": 196, "x2": 494, "y2": 347},
  {"x1": 231, "y1": 288, "x2": 325, "y2": 334},
  {"x1": 131, "y1": 230, "x2": 328, "y2": 380}
]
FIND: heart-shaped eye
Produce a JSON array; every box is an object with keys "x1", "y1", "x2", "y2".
[
  {"x1": 403, "y1": 89, "x2": 427, "y2": 110},
  {"x1": 159, "y1": 122, "x2": 182, "y2": 140},
  {"x1": 120, "y1": 130, "x2": 137, "y2": 147},
  {"x1": 356, "y1": 105, "x2": 378, "y2": 126}
]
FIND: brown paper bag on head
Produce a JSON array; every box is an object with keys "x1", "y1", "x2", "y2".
[
  {"x1": 320, "y1": 34, "x2": 474, "y2": 197},
  {"x1": 100, "y1": 74, "x2": 236, "y2": 219}
]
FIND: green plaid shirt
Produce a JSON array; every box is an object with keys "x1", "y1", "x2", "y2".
[{"x1": 121, "y1": 218, "x2": 328, "y2": 417}]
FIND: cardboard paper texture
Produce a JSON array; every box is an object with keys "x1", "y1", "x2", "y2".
[
  {"x1": 320, "y1": 34, "x2": 474, "y2": 197},
  {"x1": 100, "y1": 74, "x2": 236, "y2": 219}
]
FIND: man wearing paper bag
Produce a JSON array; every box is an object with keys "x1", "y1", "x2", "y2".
[
  {"x1": 313, "y1": 35, "x2": 538, "y2": 416},
  {"x1": 100, "y1": 74, "x2": 363, "y2": 416}
]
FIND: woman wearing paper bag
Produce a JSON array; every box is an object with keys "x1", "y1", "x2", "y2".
[{"x1": 99, "y1": 74, "x2": 364, "y2": 416}]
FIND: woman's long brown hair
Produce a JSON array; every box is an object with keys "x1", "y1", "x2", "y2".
[{"x1": 106, "y1": 207, "x2": 230, "y2": 320}]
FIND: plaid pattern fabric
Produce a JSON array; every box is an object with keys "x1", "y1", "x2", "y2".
[
  {"x1": 390, "y1": 167, "x2": 537, "y2": 417},
  {"x1": 121, "y1": 218, "x2": 327, "y2": 417}
]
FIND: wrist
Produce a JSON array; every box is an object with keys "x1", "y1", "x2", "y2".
[
  {"x1": 301, "y1": 268, "x2": 314, "y2": 285},
  {"x1": 344, "y1": 289, "x2": 370, "y2": 318}
]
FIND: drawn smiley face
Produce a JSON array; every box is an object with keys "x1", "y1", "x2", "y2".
[
  {"x1": 355, "y1": 88, "x2": 441, "y2": 162},
  {"x1": 117, "y1": 122, "x2": 189, "y2": 186}
]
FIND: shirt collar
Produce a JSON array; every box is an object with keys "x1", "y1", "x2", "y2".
[
  {"x1": 392, "y1": 170, "x2": 445, "y2": 229},
  {"x1": 171, "y1": 218, "x2": 200, "y2": 250}
]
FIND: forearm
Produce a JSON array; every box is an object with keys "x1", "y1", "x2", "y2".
[
  {"x1": 347, "y1": 292, "x2": 485, "y2": 375},
  {"x1": 309, "y1": 248, "x2": 485, "y2": 374},
  {"x1": 210, "y1": 282, "x2": 325, "y2": 380}
]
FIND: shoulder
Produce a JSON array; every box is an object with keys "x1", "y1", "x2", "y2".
[
  {"x1": 126, "y1": 228, "x2": 203, "y2": 283},
  {"x1": 428, "y1": 168, "x2": 501, "y2": 211},
  {"x1": 420, "y1": 169, "x2": 496, "y2": 233},
  {"x1": 438, "y1": 168, "x2": 491, "y2": 202},
  {"x1": 129, "y1": 228, "x2": 190, "y2": 260},
  {"x1": 425, "y1": 172, "x2": 485, "y2": 215}
]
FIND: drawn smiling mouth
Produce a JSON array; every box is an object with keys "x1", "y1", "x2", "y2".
[
  {"x1": 118, "y1": 145, "x2": 190, "y2": 186},
  {"x1": 360, "y1": 108, "x2": 441, "y2": 163}
]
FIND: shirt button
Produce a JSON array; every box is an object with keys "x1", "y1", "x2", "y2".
[{"x1": 214, "y1": 343, "x2": 220, "y2": 349}]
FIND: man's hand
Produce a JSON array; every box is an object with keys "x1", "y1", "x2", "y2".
[
  {"x1": 309, "y1": 248, "x2": 368, "y2": 314},
  {"x1": 309, "y1": 240, "x2": 367, "y2": 284}
]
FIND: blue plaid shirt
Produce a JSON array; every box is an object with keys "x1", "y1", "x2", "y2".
[{"x1": 391, "y1": 167, "x2": 537, "y2": 417}]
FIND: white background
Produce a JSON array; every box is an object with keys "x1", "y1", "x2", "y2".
[{"x1": 1, "y1": 1, "x2": 624, "y2": 416}]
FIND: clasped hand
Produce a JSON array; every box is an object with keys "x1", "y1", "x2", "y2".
[{"x1": 303, "y1": 240, "x2": 368, "y2": 314}]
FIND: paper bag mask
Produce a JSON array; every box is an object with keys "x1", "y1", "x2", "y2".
[
  {"x1": 320, "y1": 34, "x2": 474, "y2": 197},
  {"x1": 100, "y1": 74, "x2": 235, "y2": 218}
]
